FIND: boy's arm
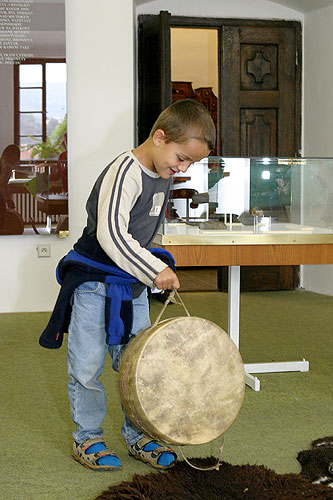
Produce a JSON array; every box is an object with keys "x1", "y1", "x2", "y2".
[{"x1": 96, "y1": 159, "x2": 172, "y2": 287}]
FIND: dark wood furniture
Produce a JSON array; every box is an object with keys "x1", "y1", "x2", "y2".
[{"x1": 172, "y1": 82, "x2": 219, "y2": 155}]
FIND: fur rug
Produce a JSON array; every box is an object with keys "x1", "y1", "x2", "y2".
[
  {"x1": 297, "y1": 436, "x2": 333, "y2": 487},
  {"x1": 94, "y1": 457, "x2": 333, "y2": 500}
]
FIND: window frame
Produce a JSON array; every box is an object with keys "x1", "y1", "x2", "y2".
[{"x1": 13, "y1": 58, "x2": 66, "y2": 150}]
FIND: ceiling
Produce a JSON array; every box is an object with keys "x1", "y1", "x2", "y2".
[
  {"x1": 44, "y1": 0, "x2": 333, "y2": 13},
  {"x1": 136, "y1": 0, "x2": 333, "y2": 13},
  {"x1": 269, "y1": 0, "x2": 333, "y2": 12}
]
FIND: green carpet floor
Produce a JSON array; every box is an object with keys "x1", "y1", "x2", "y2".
[{"x1": 1, "y1": 290, "x2": 332, "y2": 500}]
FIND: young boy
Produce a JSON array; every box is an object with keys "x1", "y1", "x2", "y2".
[{"x1": 40, "y1": 99, "x2": 215, "y2": 471}]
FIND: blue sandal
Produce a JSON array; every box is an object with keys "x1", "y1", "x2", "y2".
[
  {"x1": 127, "y1": 436, "x2": 177, "y2": 469},
  {"x1": 72, "y1": 438, "x2": 122, "y2": 471}
]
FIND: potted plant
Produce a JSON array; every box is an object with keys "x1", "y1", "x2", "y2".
[{"x1": 28, "y1": 115, "x2": 67, "y2": 159}]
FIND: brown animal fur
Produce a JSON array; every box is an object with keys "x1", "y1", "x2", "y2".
[
  {"x1": 94, "y1": 457, "x2": 333, "y2": 500},
  {"x1": 297, "y1": 436, "x2": 333, "y2": 488}
]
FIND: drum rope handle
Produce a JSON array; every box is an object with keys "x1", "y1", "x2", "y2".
[
  {"x1": 177, "y1": 437, "x2": 224, "y2": 472},
  {"x1": 152, "y1": 289, "x2": 190, "y2": 328},
  {"x1": 153, "y1": 289, "x2": 225, "y2": 472}
]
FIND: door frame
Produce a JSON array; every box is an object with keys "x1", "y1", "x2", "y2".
[{"x1": 138, "y1": 14, "x2": 302, "y2": 156}]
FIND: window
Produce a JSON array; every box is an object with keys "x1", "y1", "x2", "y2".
[{"x1": 14, "y1": 59, "x2": 67, "y2": 158}]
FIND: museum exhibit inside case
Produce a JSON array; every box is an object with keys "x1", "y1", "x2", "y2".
[{"x1": 158, "y1": 156, "x2": 333, "y2": 246}]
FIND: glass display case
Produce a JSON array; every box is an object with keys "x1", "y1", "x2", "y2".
[{"x1": 157, "y1": 157, "x2": 333, "y2": 245}]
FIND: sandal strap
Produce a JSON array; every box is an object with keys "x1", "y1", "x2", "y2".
[
  {"x1": 79, "y1": 437, "x2": 107, "y2": 452},
  {"x1": 74, "y1": 438, "x2": 120, "y2": 468},
  {"x1": 134, "y1": 436, "x2": 155, "y2": 449},
  {"x1": 130, "y1": 437, "x2": 176, "y2": 458}
]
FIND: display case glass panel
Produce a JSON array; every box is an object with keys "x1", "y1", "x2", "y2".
[{"x1": 158, "y1": 157, "x2": 333, "y2": 245}]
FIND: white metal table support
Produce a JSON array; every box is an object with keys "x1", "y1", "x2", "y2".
[{"x1": 227, "y1": 265, "x2": 309, "y2": 392}]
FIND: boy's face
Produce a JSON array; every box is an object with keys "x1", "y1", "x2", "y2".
[{"x1": 151, "y1": 130, "x2": 210, "y2": 179}]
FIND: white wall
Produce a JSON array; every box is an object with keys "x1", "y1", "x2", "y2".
[
  {"x1": 4, "y1": 0, "x2": 333, "y2": 311},
  {"x1": 303, "y1": 7, "x2": 333, "y2": 157},
  {"x1": 136, "y1": 0, "x2": 303, "y2": 18},
  {"x1": 301, "y1": 5, "x2": 333, "y2": 295},
  {"x1": 0, "y1": 0, "x2": 134, "y2": 312},
  {"x1": 171, "y1": 29, "x2": 219, "y2": 96}
]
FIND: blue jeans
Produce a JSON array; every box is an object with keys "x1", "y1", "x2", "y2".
[{"x1": 67, "y1": 281, "x2": 150, "y2": 445}]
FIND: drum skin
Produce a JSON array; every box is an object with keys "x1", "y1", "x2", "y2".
[{"x1": 119, "y1": 316, "x2": 245, "y2": 446}]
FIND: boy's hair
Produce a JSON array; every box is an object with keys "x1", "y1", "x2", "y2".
[{"x1": 150, "y1": 99, "x2": 216, "y2": 151}]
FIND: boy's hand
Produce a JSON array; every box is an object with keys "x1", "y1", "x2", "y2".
[{"x1": 153, "y1": 267, "x2": 180, "y2": 291}]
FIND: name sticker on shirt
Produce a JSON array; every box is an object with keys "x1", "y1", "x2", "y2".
[{"x1": 149, "y1": 192, "x2": 165, "y2": 216}]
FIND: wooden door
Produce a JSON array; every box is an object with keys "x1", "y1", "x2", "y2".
[
  {"x1": 137, "y1": 11, "x2": 172, "y2": 144},
  {"x1": 220, "y1": 24, "x2": 300, "y2": 290},
  {"x1": 221, "y1": 25, "x2": 300, "y2": 157}
]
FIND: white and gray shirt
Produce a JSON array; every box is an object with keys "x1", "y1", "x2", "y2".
[{"x1": 80, "y1": 151, "x2": 171, "y2": 288}]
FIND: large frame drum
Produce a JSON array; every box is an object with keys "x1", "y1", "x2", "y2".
[{"x1": 119, "y1": 316, "x2": 245, "y2": 446}]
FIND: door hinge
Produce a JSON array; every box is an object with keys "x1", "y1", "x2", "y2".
[{"x1": 295, "y1": 47, "x2": 298, "y2": 66}]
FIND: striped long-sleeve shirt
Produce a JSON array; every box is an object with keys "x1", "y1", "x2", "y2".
[{"x1": 74, "y1": 151, "x2": 171, "y2": 288}]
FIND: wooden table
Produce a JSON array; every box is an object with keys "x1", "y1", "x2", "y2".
[
  {"x1": 155, "y1": 233, "x2": 333, "y2": 391},
  {"x1": 36, "y1": 195, "x2": 68, "y2": 232},
  {"x1": 8, "y1": 178, "x2": 30, "y2": 194},
  {"x1": 36, "y1": 194, "x2": 68, "y2": 216}
]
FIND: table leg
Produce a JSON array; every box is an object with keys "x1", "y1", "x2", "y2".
[
  {"x1": 228, "y1": 265, "x2": 240, "y2": 347},
  {"x1": 227, "y1": 265, "x2": 309, "y2": 392},
  {"x1": 228, "y1": 266, "x2": 260, "y2": 391}
]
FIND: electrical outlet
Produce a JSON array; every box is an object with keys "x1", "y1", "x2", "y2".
[{"x1": 36, "y1": 244, "x2": 51, "y2": 258}]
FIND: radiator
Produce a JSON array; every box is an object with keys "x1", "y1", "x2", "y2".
[{"x1": 12, "y1": 192, "x2": 58, "y2": 225}]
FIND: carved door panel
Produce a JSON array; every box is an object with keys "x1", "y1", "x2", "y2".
[
  {"x1": 222, "y1": 25, "x2": 299, "y2": 156},
  {"x1": 220, "y1": 25, "x2": 300, "y2": 291}
]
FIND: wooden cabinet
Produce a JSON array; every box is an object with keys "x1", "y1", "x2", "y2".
[
  {"x1": 172, "y1": 82, "x2": 218, "y2": 155},
  {"x1": 172, "y1": 81, "x2": 198, "y2": 101},
  {"x1": 194, "y1": 87, "x2": 218, "y2": 133}
]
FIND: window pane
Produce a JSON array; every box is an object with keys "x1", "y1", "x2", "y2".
[
  {"x1": 46, "y1": 62, "x2": 67, "y2": 134},
  {"x1": 20, "y1": 88, "x2": 43, "y2": 112},
  {"x1": 46, "y1": 62, "x2": 66, "y2": 83},
  {"x1": 20, "y1": 136, "x2": 43, "y2": 160},
  {"x1": 20, "y1": 135, "x2": 43, "y2": 147},
  {"x1": 20, "y1": 113, "x2": 42, "y2": 136},
  {"x1": 19, "y1": 64, "x2": 43, "y2": 87}
]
